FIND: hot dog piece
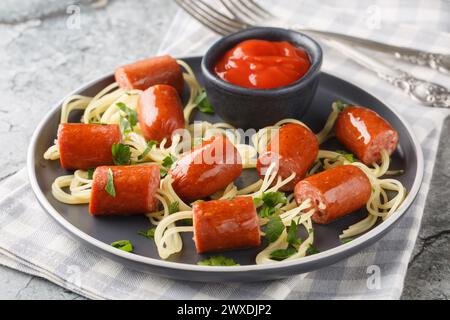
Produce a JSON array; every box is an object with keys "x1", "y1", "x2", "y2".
[
  {"x1": 171, "y1": 135, "x2": 242, "y2": 201},
  {"x1": 89, "y1": 165, "x2": 160, "y2": 216},
  {"x1": 335, "y1": 106, "x2": 399, "y2": 165},
  {"x1": 137, "y1": 84, "x2": 185, "y2": 143},
  {"x1": 257, "y1": 123, "x2": 319, "y2": 191},
  {"x1": 114, "y1": 55, "x2": 184, "y2": 94},
  {"x1": 57, "y1": 124, "x2": 121, "y2": 170},
  {"x1": 193, "y1": 197, "x2": 260, "y2": 254},
  {"x1": 294, "y1": 165, "x2": 371, "y2": 224}
]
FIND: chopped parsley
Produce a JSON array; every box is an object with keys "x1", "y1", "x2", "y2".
[
  {"x1": 336, "y1": 150, "x2": 355, "y2": 163},
  {"x1": 160, "y1": 154, "x2": 177, "y2": 178},
  {"x1": 138, "y1": 140, "x2": 157, "y2": 161},
  {"x1": 306, "y1": 245, "x2": 320, "y2": 256},
  {"x1": 160, "y1": 168, "x2": 168, "y2": 178},
  {"x1": 112, "y1": 143, "x2": 131, "y2": 165},
  {"x1": 119, "y1": 116, "x2": 132, "y2": 136},
  {"x1": 110, "y1": 240, "x2": 133, "y2": 252},
  {"x1": 341, "y1": 238, "x2": 354, "y2": 244},
  {"x1": 194, "y1": 89, "x2": 214, "y2": 114},
  {"x1": 116, "y1": 102, "x2": 138, "y2": 127},
  {"x1": 162, "y1": 154, "x2": 177, "y2": 168},
  {"x1": 264, "y1": 216, "x2": 285, "y2": 243},
  {"x1": 138, "y1": 228, "x2": 156, "y2": 239},
  {"x1": 269, "y1": 221, "x2": 303, "y2": 261},
  {"x1": 287, "y1": 220, "x2": 301, "y2": 248},
  {"x1": 87, "y1": 168, "x2": 96, "y2": 180},
  {"x1": 105, "y1": 168, "x2": 116, "y2": 197},
  {"x1": 334, "y1": 100, "x2": 350, "y2": 111},
  {"x1": 254, "y1": 192, "x2": 287, "y2": 218},
  {"x1": 197, "y1": 256, "x2": 239, "y2": 266},
  {"x1": 269, "y1": 247, "x2": 297, "y2": 261},
  {"x1": 169, "y1": 201, "x2": 180, "y2": 214}
]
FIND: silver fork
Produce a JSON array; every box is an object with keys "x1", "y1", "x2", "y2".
[{"x1": 175, "y1": 0, "x2": 450, "y2": 108}]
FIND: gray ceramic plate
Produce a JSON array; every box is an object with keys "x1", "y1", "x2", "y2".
[{"x1": 27, "y1": 56, "x2": 424, "y2": 282}]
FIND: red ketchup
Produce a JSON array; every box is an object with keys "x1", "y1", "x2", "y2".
[{"x1": 214, "y1": 39, "x2": 311, "y2": 89}]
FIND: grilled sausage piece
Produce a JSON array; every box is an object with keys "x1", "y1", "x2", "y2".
[
  {"x1": 294, "y1": 165, "x2": 371, "y2": 224},
  {"x1": 335, "y1": 106, "x2": 399, "y2": 165},
  {"x1": 257, "y1": 123, "x2": 319, "y2": 191},
  {"x1": 137, "y1": 84, "x2": 185, "y2": 143},
  {"x1": 114, "y1": 55, "x2": 184, "y2": 94},
  {"x1": 193, "y1": 197, "x2": 261, "y2": 254},
  {"x1": 171, "y1": 135, "x2": 242, "y2": 201},
  {"x1": 89, "y1": 165, "x2": 160, "y2": 216},
  {"x1": 57, "y1": 124, "x2": 121, "y2": 170}
]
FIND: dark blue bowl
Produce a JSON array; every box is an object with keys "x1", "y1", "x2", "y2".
[{"x1": 201, "y1": 27, "x2": 323, "y2": 130}]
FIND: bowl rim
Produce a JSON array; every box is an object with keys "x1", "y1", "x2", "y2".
[
  {"x1": 201, "y1": 27, "x2": 323, "y2": 96},
  {"x1": 27, "y1": 57, "x2": 424, "y2": 274}
]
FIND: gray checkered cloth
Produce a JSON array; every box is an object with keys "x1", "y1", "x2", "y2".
[{"x1": 1, "y1": 0, "x2": 449, "y2": 299}]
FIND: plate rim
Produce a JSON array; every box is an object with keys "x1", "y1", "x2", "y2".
[{"x1": 27, "y1": 56, "x2": 424, "y2": 274}]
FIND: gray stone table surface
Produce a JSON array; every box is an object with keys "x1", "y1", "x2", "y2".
[{"x1": 0, "y1": 0, "x2": 448, "y2": 300}]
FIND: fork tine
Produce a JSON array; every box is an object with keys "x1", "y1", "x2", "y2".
[
  {"x1": 175, "y1": 0, "x2": 241, "y2": 35},
  {"x1": 245, "y1": 0, "x2": 273, "y2": 18},
  {"x1": 196, "y1": 0, "x2": 247, "y2": 29},
  {"x1": 176, "y1": 0, "x2": 233, "y2": 35},
  {"x1": 220, "y1": 0, "x2": 273, "y2": 25},
  {"x1": 219, "y1": 0, "x2": 259, "y2": 24},
  {"x1": 235, "y1": 0, "x2": 271, "y2": 20}
]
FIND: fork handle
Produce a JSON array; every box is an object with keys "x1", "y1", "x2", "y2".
[
  {"x1": 319, "y1": 38, "x2": 450, "y2": 108},
  {"x1": 296, "y1": 29, "x2": 450, "y2": 75}
]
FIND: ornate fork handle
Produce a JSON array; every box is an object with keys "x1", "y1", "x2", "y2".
[
  {"x1": 321, "y1": 38, "x2": 450, "y2": 109},
  {"x1": 379, "y1": 71, "x2": 450, "y2": 108},
  {"x1": 284, "y1": 28, "x2": 450, "y2": 74},
  {"x1": 394, "y1": 52, "x2": 450, "y2": 74}
]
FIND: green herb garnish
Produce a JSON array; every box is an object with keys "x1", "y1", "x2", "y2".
[
  {"x1": 254, "y1": 192, "x2": 287, "y2": 218},
  {"x1": 268, "y1": 221, "x2": 303, "y2": 261},
  {"x1": 306, "y1": 245, "x2": 320, "y2": 256},
  {"x1": 197, "y1": 256, "x2": 239, "y2": 266},
  {"x1": 269, "y1": 247, "x2": 297, "y2": 261},
  {"x1": 112, "y1": 143, "x2": 131, "y2": 165},
  {"x1": 159, "y1": 154, "x2": 176, "y2": 178},
  {"x1": 336, "y1": 150, "x2": 355, "y2": 163},
  {"x1": 160, "y1": 168, "x2": 168, "y2": 178},
  {"x1": 195, "y1": 89, "x2": 214, "y2": 114},
  {"x1": 162, "y1": 154, "x2": 177, "y2": 168},
  {"x1": 138, "y1": 140, "x2": 157, "y2": 161},
  {"x1": 169, "y1": 201, "x2": 180, "y2": 215},
  {"x1": 138, "y1": 228, "x2": 156, "y2": 239},
  {"x1": 105, "y1": 168, "x2": 116, "y2": 197},
  {"x1": 265, "y1": 216, "x2": 285, "y2": 243},
  {"x1": 87, "y1": 168, "x2": 96, "y2": 180},
  {"x1": 116, "y1": 102, "x2": 138, "y2": 127},
  {"x1": 110, "y1": 240, "x2": 133, "y2": 252},
  {"x1": 341, "y1": 238, "x2": 353, "y2": 244},
  {"x1": 287, "y1": 220, "x2": 301, "y2": 248},
  {"x1": 334, "y1": 100, "x2": 350, "y2": 111},
  {"x1": 119, "y1": 117, "x2": 132, "y2": 136}
]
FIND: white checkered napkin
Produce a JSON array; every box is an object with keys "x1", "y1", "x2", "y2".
[{"x1": 1, "y1": 0, "x2": 450, "y2": 300}]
